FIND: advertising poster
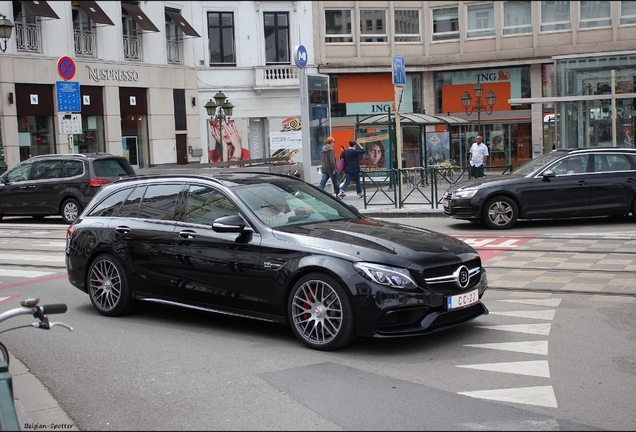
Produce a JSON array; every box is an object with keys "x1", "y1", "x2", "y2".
[
  {"x1": 356, "y1": 131, "x2": 391, "y2": 171},
  {"x1": 424, "y1": 131, "x2": 450, "y2": 165},
  {"x1": 310, "y1": 106, "x2": 328, "y2": 164},
  {"x1": 490, "y1": 130, "x2": 504, "y2": 152},
  {"x1": 209, "y1": 118, "x2": 250, "y2": 164}
]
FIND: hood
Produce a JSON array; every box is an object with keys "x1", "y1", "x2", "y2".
[
  {"x1": 446, "y1": 173, "x2": 527, "y2": 192},
  {"x1": 272, "y1": 218, "x2": 478, "y2": 267},
  {"x1": 322, "y1": 145, "x2": 333, "y2": 153}
]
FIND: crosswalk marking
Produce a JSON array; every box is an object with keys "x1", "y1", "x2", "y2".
[
  {"x1": 464, "y1": 340, "x2": 549, "y2": 355},
  {"x1": 457, "y1": 360, "x2": 550, "y2": 378},
  {"x1": 458, "y1": 385, "x2": 558, "y2": 408},
  {"x1": 498, "y1": 298, "x2": 562, "y2": 307},
  {"x1": 476, "y1": 323, "x2": 552, "y2": 335},
  {"x1": 488, "y1": 309, "x2": 556, "y2": 320},
  {"x1": 0, "y1": 269, "x2": 55, "y2": 278}
]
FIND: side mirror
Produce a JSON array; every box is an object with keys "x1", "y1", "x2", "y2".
[
  {"x1": 212, "y1": 214, "x2": 246, "y2": 233},
  {"x1": 541, "y1": 170, "x2": 556, "y2": 180}
]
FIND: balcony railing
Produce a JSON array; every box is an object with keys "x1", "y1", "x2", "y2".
[
  {"x1": 166, "y1": 40, "x2": 182, "y2": 64},
  {"x1": 123, "y1": 34, "x2": 142, "y2": 61},
  {"x1": 15, "y1": 22, "x2": 41, "y2": 53},
  {"x1": 74, "y1": 29, "x2": 96, "y2": 57},
  {"x1": 254, "y1": 65, "x2": 301, "y2": 91}
]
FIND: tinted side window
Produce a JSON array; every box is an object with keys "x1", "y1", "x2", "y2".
[
  {"x1": 87, "y1": 188, "x2": 134, "y2": 217},
  {"x1": 183, "y1": 185, "x2": 238, "y2": 225},
  {"x1": 117, "y1": 186, "x2": 146, "y2": 218},
  {"x1": 137, "y1": 184, "x2": 182, "y2": 220},
  {"x1": 33, "y1": 160, "x2": 63, "y2": 179},
  {"x1": 93, "y1": 159, "x2": 135, "y2": 177},
  {"x1": 6, "y1": 164, "x2": 33, "y2": 182},
  {"x1": 63, "y1": 160, "x2": 84, "y2": 177}
]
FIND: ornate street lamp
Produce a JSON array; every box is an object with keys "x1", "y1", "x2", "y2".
[
  {"x1": 205, "y1": 91, "x2": 236, "y2": 162},
  {"x1": 461, "y1": 82, "x2": 497, "y2": 134},
  {"x1": 0, "y1": 13, "x2": 14, "y2": 53}
]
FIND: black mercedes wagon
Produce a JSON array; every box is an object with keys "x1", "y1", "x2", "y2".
[{"x1": 66, "y1": 172, "x2": 488, "y2": 350}]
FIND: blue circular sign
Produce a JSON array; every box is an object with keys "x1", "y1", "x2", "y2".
[{"x1": 294, "y1": 45, "x2": 308, "y2": 68}]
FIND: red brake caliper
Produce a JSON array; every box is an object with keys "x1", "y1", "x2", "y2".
[{"x1": 302, "y1": 288, "x2": 315, "y2": 320}]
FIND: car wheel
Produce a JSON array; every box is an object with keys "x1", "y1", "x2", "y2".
[
  {"x1": 483, "y1": 196, "x2": 518, "y2": 229},
  {"x1": 61, "y1": 198, "x2": 81, "y2": 224},
  {"x1": 88, "y1": 254, "x2": 133, "y2": 317},
  {"x1": 288, "y1": 273, "x2": 356, "y2": 351}
]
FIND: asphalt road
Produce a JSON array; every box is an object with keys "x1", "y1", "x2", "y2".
[{"x1": 0, "y1": 216, "x2": 634, "y2": 431}]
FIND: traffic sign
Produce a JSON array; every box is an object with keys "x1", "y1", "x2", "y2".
[
  {"x1": 57, "y1": 56, "x2": 76, "y2": 81},
  {"x1": 56, "y1": 81, "x2": 81, "y2": 112},
  {"x1": 392, "y1": 55, "x2": 406, "y2": 86},
  {"x1": 58, "y1": 113, "x2": 82, "y2": 135},
  {"x1": 294, "y1": 45, "x2": 308, "y2": 68}
]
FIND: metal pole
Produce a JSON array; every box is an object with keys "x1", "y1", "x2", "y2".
[{"x1": 611, "y1": 69, "x2": 617, "y2": 147}]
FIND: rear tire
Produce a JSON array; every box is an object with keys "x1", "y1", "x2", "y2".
[
  {"x1": 482, "y1": 196, "x2": 518, "y2": 229},
  {"x1": 88, "y1": 254, "x2": 134, "y2": 317},
  {"x1": 61, "y1": 198, "x2": 81, "y2": 224}
]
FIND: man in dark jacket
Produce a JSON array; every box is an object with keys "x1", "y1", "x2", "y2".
[
  {"x1": 319, "y1": 136, "x2": 341, "y2": 197},
  {"x1": 338, "y1": 140, "x2": 366, "y2": 198}
]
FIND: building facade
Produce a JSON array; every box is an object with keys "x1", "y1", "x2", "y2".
[{"x1": 314, "y1": 1, "x2": 636, "y2": 170}]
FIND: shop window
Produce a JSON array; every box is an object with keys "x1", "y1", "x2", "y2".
[
  {"x1": 360, "y1": 10, "x2": 387, "y2": 43},
  {"x1": 264, "y1": 12, "x2": 290, "y2": 64},
  {"x1": 467, "y1": 3, "x2": 495, "y2": 38},
  {"x1": 208, "y1": 12, "x2": 236, "y2": 65},
  {"x1": 503, "y1": 1, "x2": 533, "y2": 35},
  {"x1": 395, "y1": 9, "x2": 421, "y2": 43},
  {"x1": 621, "y1": 1, "x2": 636, "y2": 25},
  {"x1": 540, "y1": 1, "x2": 571, "y2": 31},
  {"x1": 17, "y1": 116, "x2": 55, "y2": 161},
  {"x1": 579, "y1": 1, "x2": 611, "y2": 29},
  {"x1": 325, "y1": 9, "x2": 353, "y2": 43},
  {"x1": 432, "y1": 7, "x2": 459, "y2": 41},
  {"x1": 73, "y1": 115, "x2": 105, "y2": 154}
]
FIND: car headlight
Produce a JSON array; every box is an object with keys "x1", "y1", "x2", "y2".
[
  {"x1": 453, "y1": 188, "x2": 478, "y2": 199},
  {"x1": 353, "y1": 263, "x2": 418, "y2": 289}
]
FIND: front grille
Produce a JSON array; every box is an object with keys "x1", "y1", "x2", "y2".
[
  {"x1": 376, "y1": 307, "x2": 429, "y2": 331},
  {"x1": 411, "y1": 258, "x2": 482, "y2": 294},
  {"x1": 428, "y1": 303, "x2": 486, "y2": 331}
]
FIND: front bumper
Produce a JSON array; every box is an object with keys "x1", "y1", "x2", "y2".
[{"x1": 442, "y1": 191, "x2": 481, "y2": 221}]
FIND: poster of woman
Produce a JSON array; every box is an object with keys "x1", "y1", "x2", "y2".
[
  {"x1": 209, "y1": 119, "x2": 250, "y2": 164},
  {"x1": 357, "y1": 132, "x2": 391, "y2": 171}
]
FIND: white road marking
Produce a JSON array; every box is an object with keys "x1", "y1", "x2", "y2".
[
  {"x1": 0, "y1": 269, "x2": 55, "y2": 278},
  {"x1": 0, "y1": 254, "x2": 63, "y2": 263},
  {"x1": 464, "y1": 340, "x2": 549, "y2": 355},
  {"x1": 488, "y1": 310, "x2": 556, "y2": 320},
  {"x1": 498, "y1": 298, "x2": 562, "y2": 307},
  {"x1": 459, "y1": 385, "x2": 558, "y2": 408},
  {"x1": 457, "y1": 360, "x2": 550, "y2": 378},
  {"x1": 476, "y1": 323, "x2": 552, "y2": 335}
]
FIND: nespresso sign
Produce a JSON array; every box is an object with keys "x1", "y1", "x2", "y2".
[{"x1": 87, "y1": 66, "x2": 140, "y2": 82}]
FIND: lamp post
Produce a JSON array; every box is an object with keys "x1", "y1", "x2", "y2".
[
  {"x1": 205, "y1": 91, "x2": 235, "y2": 162},
  {"x1": 461, "y1": 82, "x2": 496, "y2": 135},
  {"x1": 0, "y1": 13, "x2": 14, "y2": 53}
]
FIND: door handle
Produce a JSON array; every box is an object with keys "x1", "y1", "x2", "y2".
[
  {"x1": 115, "y1": 226, "x2": 130, "y2": 234},
  {"x1": 577, "y1": 180, "x2": 587, "y2": 186},
  {"x1": 179, "y1": 230, "x2": 197, "y2": 239}
]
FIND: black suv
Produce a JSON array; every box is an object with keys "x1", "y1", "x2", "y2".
[{"x1": 0, "y1": 153, "x2": 136, "y2": 224}]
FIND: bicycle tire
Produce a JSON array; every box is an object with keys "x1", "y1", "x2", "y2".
[{"x1": 0, "y1": 341, "x2": 9, "y2": 366}]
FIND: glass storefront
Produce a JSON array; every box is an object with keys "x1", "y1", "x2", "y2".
[{"x1": 17, "y1": 115, "x2": 55, "y2": 160}]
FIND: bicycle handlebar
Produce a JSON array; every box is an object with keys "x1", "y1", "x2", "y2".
[
  {"x1": 41, "y1": 304, "x2": 68, "y2": 315},
  {"x1": 0, "y1": 299, "x2": 73, "y2": 332}
]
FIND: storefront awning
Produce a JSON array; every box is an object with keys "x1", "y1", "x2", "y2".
[
  {"x1": 23, "y1": 1, "x2": 59, "y2": 19},
  {"x1": 122, "y1": 2, "x2": 160, "y2": 32},
  {"x1": 358, "y1": 112, "x2": 469, "y2": 126},
  {"x1": 78, "y1": 1, "x2": 114, "y2": 26},
  {"x1": 166, "y1": 10, "x2": 200, "y2": 37}
]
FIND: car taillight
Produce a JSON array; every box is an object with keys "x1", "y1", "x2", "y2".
[
  {"x1": 66, "y1": 225, "x2": 76, "y2": 240},
  {"x1": 88, "y1": 178, "x2": 109, "y2": 187}
]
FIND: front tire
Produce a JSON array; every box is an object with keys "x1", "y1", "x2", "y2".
[
  {"x1": 61, "y1": 198, "x2": 81, "y2": 224},
  {"x1": 88, "y1": 254, "x2": 133, "y2": 317},
  {"x1": 288, "y1": 273, "x2": 356, "y2": 351},
  {"x1": 482, "y1": 196, "x2": 518, "y2": 229}
]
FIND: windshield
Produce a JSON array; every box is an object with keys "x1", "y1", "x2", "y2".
[
  {"x1": 511, "y1": 151, "x2": 566, "y2": 176},
  {"x1": 234, "y1": 178, "x2": 359, "y2": 228}
]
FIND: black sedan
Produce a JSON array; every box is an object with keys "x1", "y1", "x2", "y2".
[
  {"x1": 444, "y1": 147, "x2": 636, "y2": 229},
  {"x1": 65, "y1": 172, "x2": 488, "y2": 350}
]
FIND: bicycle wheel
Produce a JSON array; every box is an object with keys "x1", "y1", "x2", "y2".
[{"x1": 0, "y1": 341, "x2": 10, "y2": 366}]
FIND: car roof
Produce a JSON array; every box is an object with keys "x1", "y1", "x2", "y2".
[
  {"x1": 564, "y1": 147, "x2": 636, "y2": 155},
  {"x1": 28, "y1": 153, "x2": 125, "y2": 161},
  {"x1": 111, "y1": 171, "x2": 300, "y2": 188}
]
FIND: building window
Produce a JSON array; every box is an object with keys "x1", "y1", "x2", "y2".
[
  {"x1": 122, "y1": 12, "x2": 142, "y2": 61},
  {"x1": 395, "y1": 9, "x2": 421, "y2": 42},
  {"x1": 166, "y1": 10, "x2": 183, "y2": 64},
  {"x1": 72, "y1": 6, "x2": 96, "y2": 57},
  {"x1": 13, "y1": 2, "x2": 42, "y2": 53},
  {"x1": 432, "y1": 7, "x2": 459, "y2": 41},
  {"x1": 467, "y1": 3, "x2": 495, "y2": 38},
  {"x1": 621, "y1": 1, "x2": 636, "y2": 25},
  {"x1": 360, "y1": 9, "x2": 387, "y2": 43},
  {"x1": 264, "y1": 12, "x2": 290, "y2": 64},
  {"x1": 208, "y1": 12, "x2": 236, "y2": 65},
  {"x1": 325, "y1": 9, "x2": 353, "y2": 43},
  {"x1": 541, "y1": 1, "x2": 571, "y2": 31},
  {"x1": 580, "y1": 1, "x2": 612, "y2": 28},
  {"x1": 503, "y1": 1, "x2": 532, "y2": 35}
]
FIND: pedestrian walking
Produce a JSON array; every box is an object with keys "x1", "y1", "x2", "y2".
[
  {"x1": 469, "y1": 135, "x2": 489, "y2": 178},
  {"x1": 338, "y1": 140, "x2": 366, "y2": 199},
  {"x1": 319, "y1": 136, "x2": 341, "y2": 197}
]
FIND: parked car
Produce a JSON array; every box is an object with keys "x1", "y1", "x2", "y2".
[
  {"x1": 0, "y1": 153, "x2": 136, "y2": 224},
  {"x1": 65, "y1": 172, "x2": 489, "y2": 351},
  {"x1": 444, "y1": 147, "x2": 636, "y2": 229}
]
